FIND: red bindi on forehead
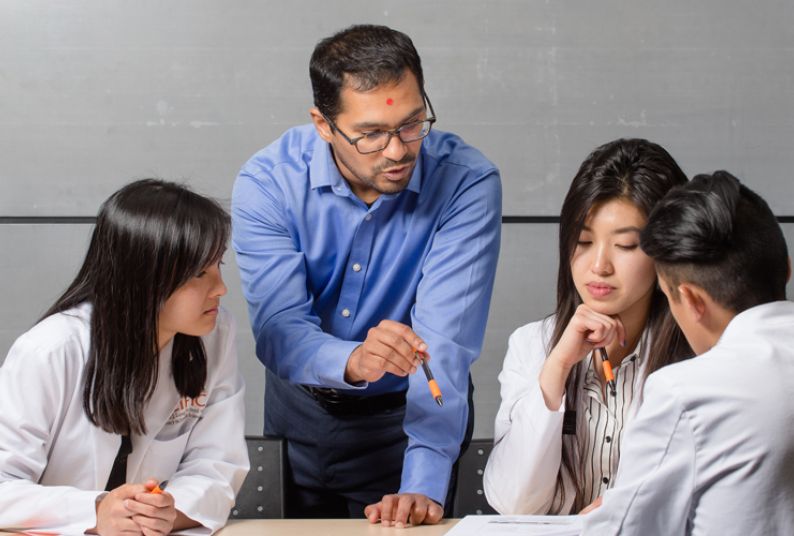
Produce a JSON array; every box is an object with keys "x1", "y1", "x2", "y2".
[{"x1": 386, "y1": 98, "x2": 394, "y2": 105}]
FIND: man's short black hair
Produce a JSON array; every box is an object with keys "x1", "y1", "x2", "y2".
[
  {"x1": 640, "y1": 170, "x2": 788, "y2": 312},
  {"x1": 310, "y1": 24, "x2": 424, "y2": 120}
]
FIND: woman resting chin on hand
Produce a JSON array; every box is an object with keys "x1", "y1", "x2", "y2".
[{"x1": 483, "y1": 139, "x2": 693, "y2": 515}]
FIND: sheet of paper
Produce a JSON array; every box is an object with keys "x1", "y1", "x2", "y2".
[{"x1": 445, "y1": 515, "x2": 582, "y2": 536}]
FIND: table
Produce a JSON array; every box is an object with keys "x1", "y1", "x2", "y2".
[{"x1": 216, "y1": 519, "x2": 460, "y2": 535}]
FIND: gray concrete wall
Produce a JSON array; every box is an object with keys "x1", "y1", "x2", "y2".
[{"x1": 2, "y1": 1, "x2": 793, "y2": 438}]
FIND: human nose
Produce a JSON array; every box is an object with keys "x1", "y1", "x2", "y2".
[
  {"x1": 211, "y1": 268, "x2": 227, "y2": 298},
  {"x1": 381, "y1": 132, "x2": 408, "y2": 161},
  {"x1": 591, "y1": 244, "x2": 614, "y2": 276}
]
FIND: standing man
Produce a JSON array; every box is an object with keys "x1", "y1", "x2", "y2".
[{"x1": 232, "y1": 25, "x2": 501, "y2": 526}]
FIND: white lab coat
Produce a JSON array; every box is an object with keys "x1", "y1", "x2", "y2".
[
  {"x1": 583, "y1": 301, "x2": 794, "y2": 535},
  {"x1": 484, "y1": 317, "x2": 648, "y2": 515},
  {"x1": 0, "y1": 303, "x2": 249, "y2": 535}
]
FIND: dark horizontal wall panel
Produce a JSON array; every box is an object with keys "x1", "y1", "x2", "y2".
[{"x1": 5, "y1": 216, "x2": 794, "y2": 224}]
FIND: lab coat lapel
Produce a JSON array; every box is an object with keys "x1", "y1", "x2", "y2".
[
  {"x1": 91, "y1": 427, "x2": 122, "y2": 489},
  {"x1": 127, "y1": 340, "x2": 179, "y2": 480}
]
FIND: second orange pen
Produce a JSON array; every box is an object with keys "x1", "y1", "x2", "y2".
[{"x1": 598, "y1": 347, "x2": 617, "y2": 397}]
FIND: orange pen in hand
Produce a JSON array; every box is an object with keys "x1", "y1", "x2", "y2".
[
  {"x1": 416, "y1": 351, "x2": 443, "y2": 407},
  {"x1": 150, "y1": 480, "x2": 168, "y2": 494},
  {"x1": 598, "y1": 348, "x2": 617, "y2": 397}
]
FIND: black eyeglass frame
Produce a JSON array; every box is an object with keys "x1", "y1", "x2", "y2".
[{"x1": 322, "y1": 94, "x2": 437, "y2": 155}]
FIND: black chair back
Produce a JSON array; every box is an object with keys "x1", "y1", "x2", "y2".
[
  {"x1": 452, "y1": 438, "x2": 498, "y2": 517},
  {"x1": 230, "y1": 435, "x2": 286, "y2": 519}
]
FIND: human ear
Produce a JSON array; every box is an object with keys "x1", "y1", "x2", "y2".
[
  {"x1": 678, "y1": 283, "x2": 707, "y2": 322},
  {"x1": 309, "y1": 108, "x2": 334, "y2": 142}
]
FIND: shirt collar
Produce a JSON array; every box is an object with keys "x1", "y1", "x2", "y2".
[
  {"x1": 404, "y1": 152, "x2": 423, "y2": 194},
  {"x1": 590, "y1": 346, "x2": 644, "y2": 373},
  {"x1": 716, "y1": 300, "x2": 794, "y2": 347},
  {"x1": 309, "y1": 134, "x2": 424, "y2": 197},
  {"x1": 583, "y1": 329, "x2": 648, "y2": 383},
  {"x1": 309, "y1": 135, "x2": 345, "y2": 192}
]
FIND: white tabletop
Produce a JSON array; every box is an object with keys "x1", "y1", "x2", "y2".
[{"x1": 216, "y1": 518, "x2": 459, "y2": 536}]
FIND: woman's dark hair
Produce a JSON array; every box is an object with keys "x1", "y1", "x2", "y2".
[
  {"x1": 310, "y1": 24, "x2": 424, "y2": 120},
  {"x1": 549, "y1": 139, "x2": 693, "y2": 512},
  {"x1": 641, "y1": 170, "x2": 788, "y2": 311},
  {"x1": 43, "y1": 179, "x2": 230, "y2": 435}
]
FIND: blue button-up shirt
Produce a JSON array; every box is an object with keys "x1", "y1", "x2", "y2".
[{"x1": 232, "y1": 124, "x2": 501, "y2": 503}]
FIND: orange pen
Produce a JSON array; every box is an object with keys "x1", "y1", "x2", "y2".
[
  {"x1": 150, "y1": 480, "x2": 168, "y2": 494},
  {"x1": 598, "y1": 348, "x2": 617, "y2": 397},
  {"x1": 416, "y1": 351, "x2": 443, "y2": 407}
]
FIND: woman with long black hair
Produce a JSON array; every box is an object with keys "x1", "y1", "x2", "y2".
[
  {"x1": 484, "y1": 139, "x2": 692, "y2": 515},
  {"x1": 0, "y1": 179, "x2": 248, "y2": 534}
]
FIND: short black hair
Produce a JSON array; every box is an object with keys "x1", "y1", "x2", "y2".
[
  {"x1": 309, "y1": 24, "x2": 424, "y2": 120},
  {"x1": 641, "y1": 170, "x2": 788, "y2": 312}
]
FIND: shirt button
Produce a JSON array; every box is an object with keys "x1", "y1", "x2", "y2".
[
  {"x1": 605, "y1": 436, "x2": 612, "y2": 443},
  {"x1": 341, "y1": 308, "x2": 351, "y2": 318},
  {"x1": 352, "y1": 263, "x2": 362, "y2": 272},
  {"x1": 365, "y1": 214, "x2": 373, "y2": 221},
  {"x1": 602, "y1": 477, "x2": 610, "y2": 484}
]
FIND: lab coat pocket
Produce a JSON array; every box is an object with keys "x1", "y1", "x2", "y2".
[{"x1": 140, "y1": 431, "x2": 191, "y2": 481}]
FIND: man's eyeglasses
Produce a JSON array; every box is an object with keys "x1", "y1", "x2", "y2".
[{"x1": 323, "y1": 95, "x2": 437, "y2": 155}]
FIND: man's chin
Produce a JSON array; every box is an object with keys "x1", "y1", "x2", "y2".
[{"x1": 374, "y1": 178, "x2": 411, "y2": 195}]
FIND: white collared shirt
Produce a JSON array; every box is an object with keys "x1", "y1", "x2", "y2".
[{"x1": 583, "y1": 301, "x2": 794, "y2": 535}]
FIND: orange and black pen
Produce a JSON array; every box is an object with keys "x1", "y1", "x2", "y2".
[
  {"x1": 150, "y1": 480, "x2": 168, "y2": 494},
  {"x1": 598, "y1": 348, "x2": 617, "y2": 397},
  {"x1": 416, "y1": 351, "x2": 443, "y2": 407}
]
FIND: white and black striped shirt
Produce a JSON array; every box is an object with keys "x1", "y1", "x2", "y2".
[
  {"x1": 485, "y1": 319, "x2": 653, "y2": 515},
  {"x1": 549, "y1": 336, "x2": 649, "y2": 512},
  {"x1": 576, "y1": 346, "x2": 644, "y2": 505}
]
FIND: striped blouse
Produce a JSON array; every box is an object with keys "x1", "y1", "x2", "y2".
[
  {"x1": 554, "y1": 335, "x2": 649, "y2": 511},
  {"x1": 485, "y1": 318, "x2": 653, "y2": 516}
]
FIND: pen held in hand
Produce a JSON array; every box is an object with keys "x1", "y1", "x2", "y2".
[
  {"x1": 415, "y1": 351, "x2": 444, "y2": 407},
  {"x1": 598, "y1": 348, "x2": 617, "y2": 397}
]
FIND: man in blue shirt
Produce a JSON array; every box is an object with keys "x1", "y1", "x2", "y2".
[{"x1": 232, "y1": 24, "x2": 501, "y2": 527}]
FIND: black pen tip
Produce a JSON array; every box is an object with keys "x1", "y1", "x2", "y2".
[{"x1": 436, "y1": 397, "x2": 444, "y2": 407}]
